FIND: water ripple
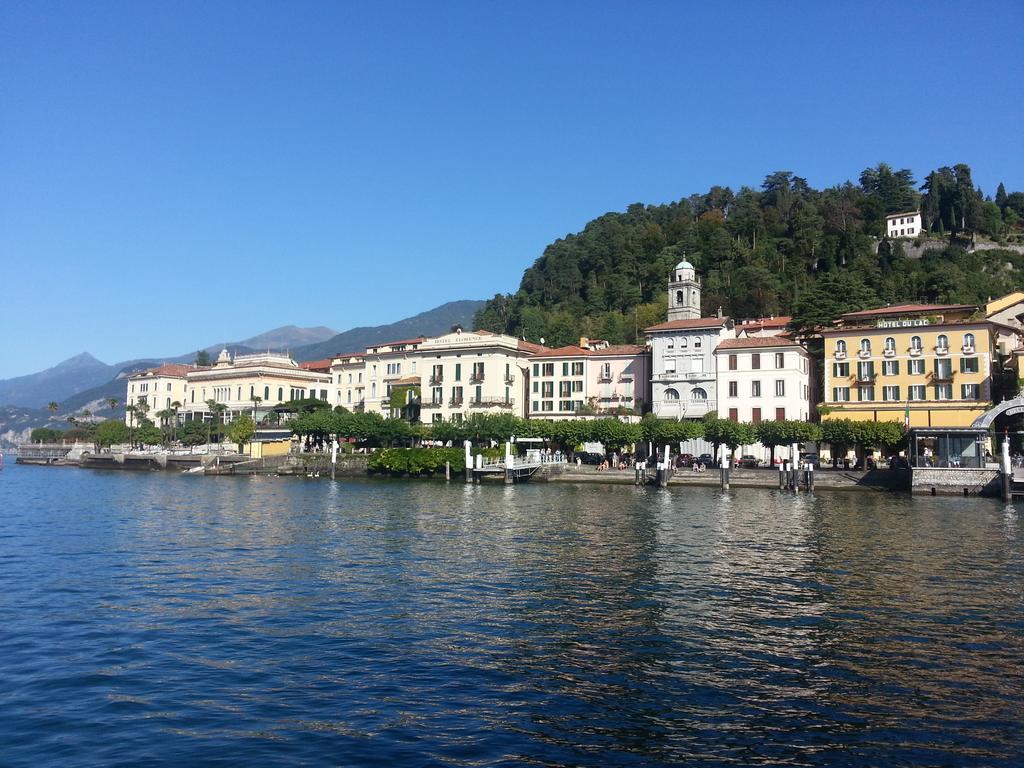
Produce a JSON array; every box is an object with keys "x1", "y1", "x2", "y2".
[{"x1": 0, "y1": 465, "x2": 1022, "y2": 766}]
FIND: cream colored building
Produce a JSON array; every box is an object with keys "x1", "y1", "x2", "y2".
[
  {"x1": 885, "y1": 210, "x2": 923, "y2": 238},
  {"x1": 362, "y1": 338, "x2": 427, "y2": 416},
  {"x1": 330, "y1": 354, "x2": 366, "y2": 412},
  {"x1": 527, "y1": 340, "x2": 649, "y2": 420},
  {"x1": 418, "y1": 329, "x2": 541, "y2": 422},
  {"x1": 125, "y1": 363, "x2": 198, "y2": 426},
  {"x1": 181, "y1": 349, "x2": 331, "y2": 423}
]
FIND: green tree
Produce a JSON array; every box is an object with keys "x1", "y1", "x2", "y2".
[
  {"x1": 30, "y1": 427, "x2": 62, "y2": 443},
  {"x1": 94, "y1": 419, "x2": 129, "y2": 448},
  {"x1": 227, "y1": 415, "x2": 255, "y2": 451},
  {"x1": 47, "y1": 401, "x2": 59, "y2": 415},
  {"x1": 195, "y1": 350, "x2": 211, "y2": 366},
  {"x1": 135, "y1": 421, "x2": 162, "y2": 446}
]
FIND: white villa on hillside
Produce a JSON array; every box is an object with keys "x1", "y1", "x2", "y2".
[{"x1": 886, "y1": 210, "x2": 922, "y2": 238}]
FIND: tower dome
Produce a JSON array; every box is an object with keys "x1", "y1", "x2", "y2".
[{"x1": 667, "y1": 259, "x2": 701, "y2": 321}]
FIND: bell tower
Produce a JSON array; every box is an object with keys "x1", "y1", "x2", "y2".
[{"x1": 667, "y1": 258, "x2": 701, "y2": 321}]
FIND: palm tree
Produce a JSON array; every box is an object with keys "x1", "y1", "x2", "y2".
[
  {"x1": 155, "y1": 409, "x2": 175, "y2": 446},
  {"x1": 205, "y1": 399, "x2": 227, "y2": 447},
  {"x1": 125, "y1": 405, "x2": 138, "y2": 448},
  {"x1": 47, "y1": 401, "x2": 59, "y2": 417},
  {"x1": 107, "y1": 397, "x2": 118, "y2": 413},
  {"x1": 170, "y1": 401, "x2": 182, "y2": 443},
  {"x1": 251, "y1": 395, "x2": 263, "y2": 424}
]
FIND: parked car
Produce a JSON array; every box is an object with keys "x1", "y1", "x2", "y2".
[
  {"x1": 574, "y1": 451, "x2": 605, "y2": 465},
  {"x1": 698, "y1": 453, "x2": 715, "y2": 467},
  {"x1": 737, "y1": 455, "x2": 761, "y2": 469}
]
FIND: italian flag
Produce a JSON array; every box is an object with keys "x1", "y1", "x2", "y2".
[{"x1": 904, "y1": 400, "x2": 911, "y2": 429}]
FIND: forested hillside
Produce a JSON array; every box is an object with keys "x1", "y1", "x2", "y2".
[{"x1": 474, "y1": 163, "x2": 1024, "y2": 343}]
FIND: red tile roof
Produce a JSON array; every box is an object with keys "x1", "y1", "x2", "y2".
[
  {"x1": 840, "y1": 303, "x2": 976, "y2": 320},
  {"x1": 367, "y1": 337, "x2": 428, "y2": 351},
  {"x1": 589, "y1": 344, "x2": 646, "y2": 356},
  {"x1": 645, "y1": 317, "x2": 730, "y2": 332},
  {"x1": 715, "y1": 336, "x2": 800, "y2": 351},
  {"x1": 517, "y1": 340, "x2": 547, "y2": 354},
  {"x1": 736, "y1": 316, "x2": 791, "y2": 329},
  {"x1": 299, "y1": 359, "x2": 333, "y2": 372},
  {"x1": 131, "y1": 363, "x2": 200, "y2": 378},
  {"x1": 530, "y1": 344, "x2": 646, "y2": 358}
]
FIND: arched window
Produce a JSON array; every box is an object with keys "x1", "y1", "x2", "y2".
[
  {"x1": 860, "y1": 338, "x2": 871, "y2": 353},
  {"x1": 264, "y1": 386, "x2": 269, "y2": 400},
  {"x1": 836, "y1": 340, "x2": 847, "y2": 353},
  {"x1": 277, "y1": 387, "x2": 283, "y2": 401},
  {"x1": 691, "y1": 387, "x2": 707, "y2": 401},
  {"x1": 664, "y1": 388, "x2": 680, "y2": 400},
  {"x1": 166, "y1": 398, "x2": 171, "y2": 409},
  {"x1": 937, "y1": 334, "x2": 948, "y2": 350},
  {"x1": 884, "y1": 337, "x2": 896, "y2": 352},
  {"x1": 963, "y1": 332, "x2": 975, "y2": 348},
  {"x1": 679, "y1": 337, "x2": 688, "y2": 347},
  {"x1": 675, "y1": 290, "x2": 684, "y2": 306},
  {"x1": 910, "y1": 335, "x2": 922, "y2": 351}
]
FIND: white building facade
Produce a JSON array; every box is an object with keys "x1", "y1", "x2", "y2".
[
  {"x1": 417, "y1": 329, "x2": 538, "y2": 422},
  {"x1": 181, "y1": 349, "x2": 332, "y2": 423},
  {"x1": 713, "y1": 337, "x2": 812, "y2": 424},
  {"x1": 527, "y1": 341, "x2": 649, "y2": 420},
  {"x1": 647, "y1": 316, "x2": 733, "y2": 420},
  {"x1": 885, "y1": 210, "x2": 923, "y2": 238}
]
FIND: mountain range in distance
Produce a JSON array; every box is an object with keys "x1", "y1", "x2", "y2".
[{"x1": 0, "y1": 300, "x2": 485, "y2": 416}]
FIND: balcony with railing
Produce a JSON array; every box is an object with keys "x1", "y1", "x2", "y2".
[
  {"x1": 935, "y1": 345, "x2": 949, "y2": 356},
  {"x1": 598, "y1": 369, "x2": 613, "y2": 382},
  {"x1": 469, "y1": 397, "x2": 514, "y2": 409},
  {"x1": 857, "y1": 349, "x2": 872, "y2": 359},
  {"x1": 421, "y1": 400, "x2": 444, "y2": 409},
  {"x1": 962, "y1": 344, "x2": 975, "y2": 354},
  {"x1": 929, "y1": 370, "x2": 955, "y2": 384},
  {"x1": 428, "y1": 374, "x2": 443, "y2": 386},
  {"x1": 448, "y1": 397, "x2": 464, "y2": 408},
  {"x1": 504, "y1": 374, "x2": 515, "y2": 385},
  {"x1": 469, "y1": 372, "x2": 485, "y2": 384},
  {"x1": 855, "y1": 373, "x2": 877, "y2": 385},
  {"x1": 909, "y1": 346, "x2": 923, "y2": 356},
  {"x1": 834, "y1": 349, "x2": 847, "y2": 360}
]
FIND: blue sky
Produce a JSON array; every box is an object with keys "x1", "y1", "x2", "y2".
[{"x1": 1, "y1": 0, "x2": 1022, "y2": 378}]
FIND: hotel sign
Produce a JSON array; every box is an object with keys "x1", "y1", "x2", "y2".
[{"x1": 876, "y1": 316, "x2": 940, "y2": 329}]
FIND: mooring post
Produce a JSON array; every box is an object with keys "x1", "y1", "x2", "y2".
[
  {"x1": 807, "y1": 462, "x2": 814, "y2": 492},
  {"x1": 1002, "y1": 434, "x2": 1012, "y2": 503},
  {"x1": 778, "y1": 462, "x2": 785, "y2": 490},
  {"x1": 330, "y1": 438, "x2": 338, "y2": 480},
  {"x1": 445, "y1": 461, "x2": 450, "y2": 482},
  {"x1": 720, "y1": 447, "x2": 730, "y2": 490},
  {"x1": 504, "y1": 440, "x2": 514, "y2": 485},
  {"x1": 464, "y1": 440, "x2": 472, "y2": 483}
]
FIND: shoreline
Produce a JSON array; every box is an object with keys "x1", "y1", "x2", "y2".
[{"x1": 13, "y1": 453, "x2": 927, "y2": 495}]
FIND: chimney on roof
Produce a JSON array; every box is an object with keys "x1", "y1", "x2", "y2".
[{"x1": 579, "y1": 336, "x2": 589, "y2": 350}]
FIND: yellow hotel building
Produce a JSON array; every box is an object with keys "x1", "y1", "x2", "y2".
[{"x1": 820, "y1": 303, "x2": 1000, "y2": 428}]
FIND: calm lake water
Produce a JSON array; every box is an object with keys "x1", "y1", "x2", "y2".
[{"x1": 1, "y1": 463, "x2": 1022, "y2": 767}]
